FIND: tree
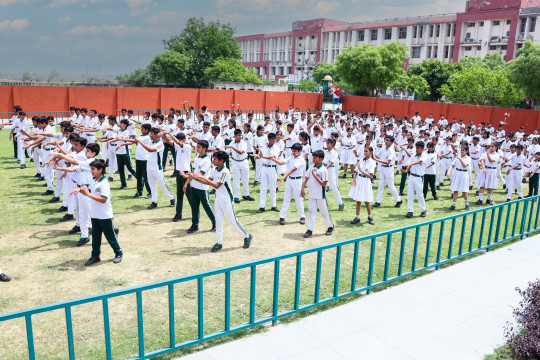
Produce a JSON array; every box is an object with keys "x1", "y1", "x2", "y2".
[
  {"x1": 390, "y1": 73, "x2": 430, "y2": 99},
  {"x1": 21, "y1": 71, "x2": 31, "y2": 82},
  {"x1": 297, "y1": 79, "x2": 318, "y2": 92},
  {"x1": 116, "y1": 68, "x2": 154, "y2": 87},
  {"x1": 163, "y1": 17, "x2": 241, "y2": 87},
  {"x1": 440, "y1": 64, "x2": 522, "y2": 107},
  {"x1": 459, "y1": 53, "x2": 506, "y2": 70},
  {"x1": 508, "y1": 40, "x2": 540, "y2": 103},
  {"x1": 312, "y1": 62, "x2": 340, "y2": 83},
  {"x1": 203, "y1": 57, "x2": 261, "y2": 84},
  {"x1": 148, "y1": 51, "x2": 190, "y2": 85},
  {"x1": 48, "y1": 70, "x2": 61, "y2": 83},
  {"x1": 407, "y1": 60, "x2": 463, "y2": 101},
  {"x1": 335, "y1": 42, "x2": 408, "y2": 97}
]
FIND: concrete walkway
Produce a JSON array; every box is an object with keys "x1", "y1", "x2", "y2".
[{"x1": 180, "y1": 235, "x2": 540, "y2": 360}]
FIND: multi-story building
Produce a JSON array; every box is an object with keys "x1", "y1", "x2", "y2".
[{"x1": 237, "y1": 0, "x2": 540, "y2": 81}]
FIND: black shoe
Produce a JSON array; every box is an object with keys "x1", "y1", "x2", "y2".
[
  {"x1": 85, "y1": 256, "x2": 100, "y2": 266},
  {"x1": 0, "y1": 273, "x2": 11, "y2": 282},
  {"x1": 486, "y1": 200, "x2": 493, "y2": 205},
  {"x1": 325, "y1": 227, "x2": 334, "y2": 236},
  {"x1": 469, "y1": 185, "x2": 473, "y2": 190},
  {"x1": 210, "y1": 225, "x2": 216, "y2": 232},
  {"x1": 433, "y1": 196, "x2": 439, "y2": 200},
  {"x1": 170, "y1": 199, "x2": 175, "y2": 207},
  {"x1": 172, "y1": 214, "x2": 182, "y2": 222},
  {"x1": 59, "y1": 214, "x2": 75, "y2": 222},
  {"x1": 145, "y1": 194, "x2": 152, "y2": 199},
  {"x1": 475, "y1": 190, "x2": 479, "y2": 196},
  {"x1": 170, "y1": 173, "x2": 176, "y2": 178},
  {"x1": 211, "y1": 243, "x2": 223, "y2": 252},
  {"x1": 148, "y1": 202, "x2": 157, "y2": 210},
  {"x1": 256, "y1": 208, "x2": 265, "y2": 213},
  {"x1": 133, "y1": 192, "x2": 142, "y2": 198},
  {"x1": 109, "y1": 177, "x2": 113, "y2": 182},
  {"x1": 49, "y1": 196, "x2": 60, "y2": 203},
  {"x1": 399, "y1": 192, "x2": 404, "y2": 196},
  {"x1": 114, "y1": 227, "x2": 119, "y2": 235},
  {"x1": 76, "y1": 237, "x2": 89, "y2": 246},
  {"x1": 209, "y1": 189, "x2": 216, "y2": 195},
  {"x1": 338, "y1": 204, "x2": 344, "y2": 211},
  {"x1": 187, "y1": 226, "x2": 199, "y2": 234},
  {"x1": 406, "y1": 212, "x2": 413, "y2": 218},
  {"x1": 115, "y1": 170, "x2": 119, "y2": 174},
  {"x1": 42, "y1": 183, "x2": 48, "y2": 187},
  {"x1": 127, "y1": 175, "x2": 132, "y2": 181},
  {"x1": 119, "y1": 186, "x2": 127, "y2": 190},
  {"x1": 20, "y1": 164, "x2": 26, "y2": 169},
  {"x1": 34, "y1": 173, "x2": 40, "y2": 177},
  {"x1": 303, "y1": 230, "x2": 313, "y2": 238},
  {"x1": 243, "y1": 234, "x2": 253, "y2": 249},
  {"x1": 279, "y1": 218, "x2": 285, "y2": 225},
  {"x1": 251, "y1": 166, "x2": 255, "y2": 170},
  {"x1": 475, "y1": 200, "x2": 483, "y2": 205},
  {"x1": 69, "y1": 225, "x2": 81, "y2": 234},
  {"x1": 243, "y1": 195, "x2": 255, "y2": 201},
  {"x1": 420, "y1": 211, "x2": 427, "y2": 217},
  {"x1": 449, "y1": 205, "x2": 456, "y2": 210},
  {"x1": 254, "y1": 181, "x2": 259, "y2": 186},
  {"x1": 113, "y1": 253, "x2": 123, "y2": 264},
  {"x1": 351, "y1": 217, "x2": 360, "y2": 224},
  {"x1": 41, "y1": 190, "x2": 54, "y2": 196},
  {"x1": 394, "y1": 200, "x2": 403, "y2": 208},
  {"x1": 342, "y1": 173, "x2": 347, "y2": 178},
  {"x1": 36, "y1": 176, "x2": 44, "y2": 181},
  {"x1": 367, "y1": 216, "x2": 375, "y2": 225},
  {"x1": 271, "y1": 206, "x2": 280, "y2": 212},
  {"x1": 234, "y1": 198, "x2": 241, "y2": 204},
  {"x1": 299, "y1": 217, "x2": 305, "y2": 225},
  {"x1": 503, "y1": 184, "x2": 506, "y2": 190},
  {"x1": 373, "y1": 202, "x2": 381, "y2": 208},
  {"x1": 56, "y1": 206, "x2": 68, "y2": 213},
  {"x1": 436, "y1": 185, "x2": 440, "y2": 190}
]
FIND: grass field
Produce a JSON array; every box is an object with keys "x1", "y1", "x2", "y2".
[{"x1": 0, "y1": 129, "x2": 532, "y2": 359}]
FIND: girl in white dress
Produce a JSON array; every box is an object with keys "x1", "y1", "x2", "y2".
[
  {"x1": 349, "y1": 146, "x2": 376, "y2": 225},
  {"x1": 446, "y1": 145, "x2": 471, "y2": 210},
  {"x1": 276, "y1": 131, "x2": 286, "y2": 175},
  {"x1": 339, "y1": 127, "x2": 357, "y2": 178},
  {"x1": 475, "y1": 143, "x2": 500, "y2": 205}
]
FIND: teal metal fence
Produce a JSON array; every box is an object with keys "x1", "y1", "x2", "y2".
[{"x1": 1, "y1": 195, "x2": 539, "y2": 359}]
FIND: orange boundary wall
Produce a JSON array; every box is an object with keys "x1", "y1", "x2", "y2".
[
  {"x1": 343, "y1": 95, "x2": 540, "y2": 133},
  {"x1": 0, "y1": 86, "x2": 323, "y2": 116}
]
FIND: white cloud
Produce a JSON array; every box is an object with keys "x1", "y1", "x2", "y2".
[
  {"x1": 0, "y1": 18, "x2": 30, "y2": 31},
  {"x1": 148, "y1": 10, "x2": 178, "y2": 23},
  {"x1": 63, "y1": 24, "x2": 141, "y2": 36},
  {"x1": 125, "y1": 0, "x2": 152, "y2": 8},
  {"x1": 0, "y1": 0, "x2": 32, "y2": 5},
  {"x1": 49, "y1": 0, "x2": 102, "y2": 7},
  {"x1": 58, "y1": 16, "x2": 71, "y2": 23}
]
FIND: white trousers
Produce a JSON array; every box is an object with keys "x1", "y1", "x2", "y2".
[
  {"x1": 108, "y1": 147, "x2": 117, "y2": 179},
  {"x1": 507, "y1": 170, "x2": 523, "y2": 198},
  {"x1": 77, "y1": 192, "x2": 91, "y2": 238},
  {"x1": 497, "y1": 162, "x2": 506, "y2": 185},
  {"x1": 66, "y1": 179, "x2": 77, "y2": 216},
  {"x1": 232, "y1": 161, "x2": 250, "y2": 198},
  {"x1": 17, "y1": 136, "x2": 26, "y2": 164},
  {"x1": 32, "y1": 148, "x2": 42, "y2": 174},
  {"x1": 471, "y1": 159, "x2": 480, "y2": 186},
  {"x1": 439, "y1": 158, "x2": 452, "y2": 184},
  {"x1": 215, "y1": 197, "x2": 249, "y2": 245},
  {"x1": 407, "y1": 176, "x2": 426, "y2": 213},
  {"x1": 148, "y1": 169, "x2": 174, "y2": 203},
  {"x1": 376, "y1": 168, "x2": 401, "y2": 203},
  {"x1": 259, "y1": 166, "x2": 277, "y2": 209},
  {"x1": 255, "y1": 158, "x2": 264, "y2": 181},
  {"x1": 279, "y1": 178, "x2": 305, "y2": 219},
  {"x1": 41, "y1": 149, "x2": 54, "y2": 190},
  {"x1": 55, "y1": 170, "x2": 66, "y2": 205},
  {"x1": 327, "y1": 165, "x2": 343, "y2": 205},
  {"x1": 307, "y1": 198, "x2": 333, "y2": 231}
]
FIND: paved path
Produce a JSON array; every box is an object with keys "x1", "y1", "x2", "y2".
[{"x1": 180, "y1": 235, "x2": 540, "y2": 360}]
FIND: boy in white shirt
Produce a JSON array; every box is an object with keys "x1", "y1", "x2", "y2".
[
  {"x1": 403, "y1": 141, "x2": 428, "y2": 218},
  {"x1": 277, "y1": 143, "x2": 306, "y2": 225},
  {"x1": 164, "y1": 131, "x2": 192, "y2": 222},
  {"x1": 226, "y1": 129, "x2": 254, "y2": 203}
]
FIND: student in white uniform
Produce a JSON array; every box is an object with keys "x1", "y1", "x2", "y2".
[
  {"x1": 226, "y1": 129, "x2": 255, "y2": 203},
  {"x1": 423, "y1": 142, "x2": 439, "y2": 200},
  {"x1": 277, "y1": 143, "x2": 306, "y2": 225},
  {"x1": 71, "y1": 159, "x2": 123, "y2": 266},
  {"x1": 163, "y1": 131, "x2": 192, "y2": 222},
  {"x1": 135, "y1": 127, "x2": 176, "y2": 210},
  {"x1": 340, "y1": 128, "x2": 357, "y2": 178},
  {"x1": 252, "y1": 125, "x2": 267, "y2": 185},
  {"x1": 192, "y1": 151, "x2": 253, "y2": 252},
  {"x1": 505, "y1": 144, "x2": 525, "y2": 201},
  {"x1": 13, "y1": 112, "x2": 30, "y2": 169},
  {"x1": 373, "y1": 136, "x2": 403, "y2": 208},
  {"x1": 403, "y1": 141, "x2": 427, "y2": 218},
  {"x1": 349, "y1": 146, "x2": 376, "y2": 225},
  {"x1": 438, "y1": 137, "x2": 454, "y2": 187},
  {"x1": 324, "y1": 138, "x2": 344, "y2": 211},
  {"x1": 447, "y1": 145, "x2": 471, "y2": 210},
  {"x1": 255, "y1": 132, "x2": 281, "y2": 213},
  {"x1": 301, "y1": 150, "x2": 334, "y2": 238},
  {"x1": 475, "y1": 143, "x2": 500, "y2": 205}
]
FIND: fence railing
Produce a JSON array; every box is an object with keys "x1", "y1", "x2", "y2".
[{"x1": 1, "y1": 195, "x2": 539, "y2": 360}]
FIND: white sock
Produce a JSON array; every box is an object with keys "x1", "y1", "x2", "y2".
[
  {"x1": 479, "y1": 193, "x2": 484, "y2": 200},
  {"x1": 452, "y1": 202, "x2": 456, "y2": 206},
  {"x1": 487, "y1": 193, "x2": 492, "y2": 200}
]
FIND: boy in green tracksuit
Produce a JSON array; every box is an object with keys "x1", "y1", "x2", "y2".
[
  {"x1": 117, "y1": 123, "x2": 152, "y2": 198},
  {"x1": 184, "y1": 140, "x2": 216, "y2": 233},
  {"x1": 109, "y1": 119, "x2": 136, "y2": 190}
]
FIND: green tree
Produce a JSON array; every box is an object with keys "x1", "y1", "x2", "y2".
[
  {"x1": 335, "y1": 42, "x2": 408, "y2": 96},
  {"x1": 440, "y1": 64, "x2": 522, "y2": 107},
  {"x1": 390, "y1": 73, "x2": 430, "y2": 99},
  {"x1": 508, "y1": 40, "x2": 540, "y2": 103},
  {"x1": 297, "y1": 79, "x2": 318, "y2": 92},
  {"x1": 148, "y1": 51, "x2": 190, "y2": 85},
  {"x1": 21, "y1": 71, "x2": 31, "y2": 82},
  {"x1": 203, "y1": 57, "x2": 261, "y2": 84},
  {"x1": 48, "y1": 70, "x2": 61, "y2": 83},
  {"x1": 407, "y1": 60, "x2": 463, "y2": 101},
  {"x1": 459, "y1": 53, "x2": 506, "y2": 70},
  {"x1": 116, "y1": 68, "x2": 154, "y2": 87},
  {"x1": 312, "y1": 62, "x2": 340, "y2": 83},
  {"x1": 163, "y1": 17, "x2": 241, "y2": 87}
]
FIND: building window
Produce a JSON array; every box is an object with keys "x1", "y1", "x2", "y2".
[
  {"x1": 280, "y1": 67, "x2": 284, "y2": 76},
  {"x1": 413, "y1": 26, "x2": 418, "y2": 38},
  {"x1": 477, "y1": 46, "x2": 481, "y2": 50},
  {"x1": 288, "y1": 67, "x2": 292, "y2": 74},
  {"x1": 531, "y1": 17, "x2": 537, "y2": 32},
  {"x1": 272, "y1": 67, "x2": 276, "y2": 75},
  {"x1": 507, "y1": 19, "x2": 511, "y2": 25},
  {"x1": 490, "y1": 45, "x2": 497, "y2": 50},
  {"x1": 467, "y1": 22, "x2": 475, "y2": 27},
  {"x1": 501, "y1": 45, "x2": 507, "y2": 50},
  {"x1": 520, "y1": 18, "x2": 527, "y2": 33},
  {"x1": 480, "y1": 21, "x2": 484, "y2": 26},
  {"x1": 433, "y1": 46, "x2": 438, "y2": 58},
  {"x1": 399, "y1": 27, "x2": 407, "y2": 39},
  {"x1": 385, "y1": 28, "x2": 392, "y2": 40},
  {"x1": 371, "y1": 29, "x2": 378, "y2": 41},
  {"x1": 493, "y1": 20, "x2": 500, "y2": 26},
  {"x1": 454, "y1": 24, "x2": 456, "y2": 36},
  {"x1": 419, "y1": 25, "x2": 424, "y2": 38},
  {"x1": 444, "y1": 45, "x2": 449, "y2": 58},
  {"x1": 411, "y1": 46, "x2": 421, "y2": 58},
  {"x1": 465, "y1": 46, "x2": 472, "y2": 51},
  {"x1": 429, "y1": 25, "x2": 434, "y2": 37},
  {"x1": 427, "y1": 46, "x2": 432, "y2": 58},
  {"x1": 436, "y1": 24, "x2": 441, "y2": 37},
  {"x1": 358, "y1": 30, "x2": 365, "y2": 41},
  {"x1": 447, "y1": 23, "x2": 452, "y2": 37}
]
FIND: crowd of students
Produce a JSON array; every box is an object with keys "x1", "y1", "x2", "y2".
[{"x1": 2, "y1": 102, "x2": 540, "y2": 270}]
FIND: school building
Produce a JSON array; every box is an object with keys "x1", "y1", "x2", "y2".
[{"x1": 237, "y1": 0, "x2": 540, "y2": 81}]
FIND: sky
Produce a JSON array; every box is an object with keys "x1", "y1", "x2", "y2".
[{"x1": 0, "y1": 0, "x2": 465, "y2": 77}]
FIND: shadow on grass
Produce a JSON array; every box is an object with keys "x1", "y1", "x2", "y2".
[{"x1": 162, "y1": 245, "x2": 244, "y2": 257}]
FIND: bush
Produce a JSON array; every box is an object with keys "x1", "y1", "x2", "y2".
[{"x1": 504, "y1": 279, "x2": 540, "y2": 359}]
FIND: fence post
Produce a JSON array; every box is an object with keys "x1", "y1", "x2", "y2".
[
  {"x1": 168, "y1": 284, "x2": 176, "y2": 348},
  {"x1": 65, "y1": 307, "x2": 76, "y2": 360},
  {"x1": 350, "y1": 241, "x2": 359, "y2": 292},
  {"x1": 294, "y1": 255, "x2": 302, "y2": 310},
  {"x1": 383, "y1": 234, "x2": 392, "y2": 281},
  {"x1": 136, "y1": 291, "x2": 145, "y2": 358},
  {"x1": 272, "y1": 261, "x2": 280, "y2": 326},
  {"x1": 334, "y1": 246, "x2": 342, "y2": 298},
  {"x1": 25, "y1": 315, "x2": 36, "y2": 360},
  {"x1": 435, "y1": 220, "x2": 445, "y2": 269},
  {"x1": 314, "y1": 250, "x2": 323, "y2": 303},
  {"x1": 367, "y1": 237, "x2": 376, "y2": 294}
]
